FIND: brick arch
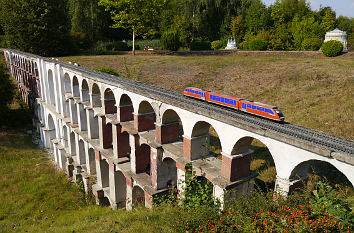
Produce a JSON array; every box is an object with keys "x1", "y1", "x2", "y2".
[
  {"x1": 104, "y1": 88, "x2": 117, "y2": 114},
  {"x1": 81, "y1": 79, "x2": 90, "y2": 103},
  {"x1": 290, "y1": 159, "x2": 353, "y2": 187},
  {"x1": 157, "y1": 109, "x2": 184, "y2": 144},
  {"x1": 135, "y1": 144, "x2": 151, "y2": 175},
  {"x1": 91, "y1": 83, "x2": 102, "y2": 107},
  {"x1": 119, "y1": 94, "x2": 134, "y2": 122},
  {"x1": 132, "y1": 185, "x2": 145, "y2": 207},
  {"x1": 72, "y1": 76, "x2": 80, "y2": 97},
  {"x1": 135, "y1": 100, "x2": 156, "y2": 132},
  {"x1": 47, "y1": 69, "x2": 56, "y2": 106},
  {"x1": 186, "y1": 121, "x2": 222, "y2": 160}
]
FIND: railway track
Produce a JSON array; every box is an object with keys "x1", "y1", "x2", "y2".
[{"x1": 5, "y1": 49, "x2": 354, "y2": 156}]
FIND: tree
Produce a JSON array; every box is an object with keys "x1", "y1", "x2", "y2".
[
  {"x1": 320, "y1": 7, "x2": 336, "y2": 32},
  {"x1": 98, "y1": 0, "x2": 165, "y2": 55},
  {"x1": 0, "y1": 61, "x2": 14, "y2": 120},
  {"x1": 336, "y1": 16, "x2": 353, "y2": 36},
  {"x1": 230, "y1": 15, "x2": 246, "y2": 44},
  {"x1": 68, "y1": 0, "x2": 112, "y2": 45},
  {"x1": 245, "y1": 0, "x2": 270, "y2": 33},
  {"x1": 291, "y1": 16, "x2": 323, "y2": 50},
  {"x1": 0, "y1": 0, "x2": 72, "y2": 56}
]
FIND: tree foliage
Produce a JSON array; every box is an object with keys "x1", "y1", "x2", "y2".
[
  {"x1": 0, "y1": 0, "x2": 71, "y2": 56},
  {"x1": 0, "y1": 61, "x2": 14, "y2": 119}
]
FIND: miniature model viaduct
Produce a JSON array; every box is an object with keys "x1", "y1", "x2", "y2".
[{"x1": 2, "y1": 49, "x2": 354, "y2": 209}]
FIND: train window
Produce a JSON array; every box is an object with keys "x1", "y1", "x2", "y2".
[
  {"x1": 247, "y1": 104, "x2": 251, "y2": 108},
  {"x1": 252, "y1": 105, "x2": 257, "y2": 110}
]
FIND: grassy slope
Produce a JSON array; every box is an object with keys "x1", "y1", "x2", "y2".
[
  {"x1": 0, "y1": 132, "x2": 177, "y2": 233},
  {"x1": 60, "y1": 52, "x2": 354, "y2": 140}
]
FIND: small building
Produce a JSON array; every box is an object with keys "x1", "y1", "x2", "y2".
[{"x1": 324, "y1": 29, "x2": 349, "y2": 52}]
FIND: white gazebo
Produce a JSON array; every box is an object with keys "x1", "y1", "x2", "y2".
[{"x1": 324, "y1": 29, "x2": 349, "y2": 52}]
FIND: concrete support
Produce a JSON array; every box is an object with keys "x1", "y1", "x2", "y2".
[
  {"x1": 221, "y1": 150, "x2": 252, "y2": 182},
  {"x1": 69, "y1": 99, "x2": 78, "y2": 126},
  {"x1": 78, "y1": 103, "x2": 87, "y2": 131},
  {"x1": 129, "y1": 133, "x2": 139, "y2": 173},
  {"x1": 109, "y1": 164, "x2": 127, "y2": 209},
  {"x1": 183, "y1": 134, "x2": 209, "y2": 160},
  {"x1": 87, "y1": 109, "x2": 99, "y2": 139},
  {"x1": 275, "y1": 176, "x2": 305, "y2": 196},
  {"x1": 155, "y1": 122, "x2": 179, "y2": 144},
  {"x1": 134, "y1": 113, "x2": 155, "y2": 132}
]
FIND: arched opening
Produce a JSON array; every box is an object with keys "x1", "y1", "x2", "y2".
[
  {"x1": 119, "y1": 94, "x2": 134, "y2": 121},
  {"x1": 63, "y1": 125, "x2": 68, "y2": 148},
  {"x1": 91, "y1": 83, "x2": 101, "y2": 107},
  {"x1": 81, "y1": 79, "x2": 90, "y2": 103},
  {"x1": 232, "y1": 137, "x2": 275, "y2": 191},
  {"x1": 160, "y1": 109, "x2": 184, "y2": 144},
  {"x1": 117, "y1": 131, "x2": 131, "y2": 158},
  {"x1": 135, "y1": 144, "x2": 151, "y2": 175},
  {"x1": 290, "y1": 160, "x2": 353, "y2": 194},
  {"x1": 64, "y1": 73, "x2": 71, "y2": 93},
  {"x1": 114, "y1": 171, "x2": 127, "y2": 208},
  {"x1": 104, "y1": 88, "x2": 116, "y2": 114},
  {"x1": 189, "y1": 121, "x2": 221, "y2": 160},
  {"x1": 88, "y1": 148, "x2": 96, "y2": 175},
  {"x1": 46, "y1": 114, "x2": 56, "y2": 149},
  {"x1": 136, "y1": 101, "x2": 156, "y2": 132},
  {"x1": 132, "y1": 186, "x2": 145, "y2": 207},
  {"x1": 100, "y1": 159, "x2": 110, "y2": 188},
  {"x1": 158, "y1": 158, "x2": 177, "y2": 189},
  {"x1": 70, "y1": 132, "x2": 76, "y2": 156},
  {"x1": 89, "y1": 112, "x2": 99, "y2": 139},
  {"x1": 102, "y1": 122, "x2": 113, "y2": 149},
  {"x1": 78, "y1": 139, "x2": 86, "y2": 165},
  {"x1": 47, "y1": 70, "x2": 56, "y2": 106},
  {"x1": 72, "y1": 76, "x2": 80, "y2": 97}
]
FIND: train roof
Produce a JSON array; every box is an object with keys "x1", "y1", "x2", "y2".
[{"x1": 242, "y1": 99, "x2": 277, "y2": 108}]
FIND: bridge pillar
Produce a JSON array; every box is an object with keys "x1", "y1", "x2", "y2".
[
  {"x1": 150, "y1": 146, "x2": 163, "y2": 189},
  {"x1": 183, "y1": 134, "x2": 209, "y2": 160},
  {"x1": 221, "y1": 150, "x2": 252, "y2": 182},
  {"x1": 99, "y1": 116, "x2": 112, "y2": 149},
  {"x1": 69, "y1": 99, "x2": 78, "y2": 126},
  {"x1": 155, "y1": 122, "x2": 179, "y2": 144},
  {"x1": 126, "y1": 177, "x2": 133, "y2": 210},
  {"x1": 87, "y1": 109, "x2": 99, "y2": 139},
  {"x1": 275, "y1": 176, "x2": 306, "y2": 196},
  {"x1": 77, "y1": 103, "x2": 87, "y2": 131},
  {"x1": 134, "y1": 113, "x2": 155, "y2": 132},
  {"x1": 129, "y1": 133, "x2": 140, "y2": 173}
]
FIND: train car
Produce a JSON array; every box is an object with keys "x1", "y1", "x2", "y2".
[
  {"x1": 205, "y1": 92, "x2": 242, "y2": 109},
  {"x1": 183, "y1": 87, "x2": 208, "y2": 100},
  {"x1": 239, "y1": 99, "x2": 284, "y2": 121},
  {"x1": 183, "y1": 87, "x2": 285, "y2": 121}
]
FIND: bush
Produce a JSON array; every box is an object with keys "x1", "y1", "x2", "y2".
[
  {"x1": 96, "y1": 41, "x2": 129, "y2": 52},
  {"x1": 126, "y1": 39, "x2": 161, "y2": 50},
  {"x1": 347, "y1": 38, "x2": 354, "y2": 51},
  {"x1": 302, "y1": 38, "x2": 322, "y2": 51},
  {"x1": 190, "y1": 40, "x2": 211, "y2": 50},
  {"x1": 211, "y1": 40, "x2": 224, "y2": 50},
  {"x1": 94, "y1": 67, "x2": 119, "y2": 76},
  {"x1": 160, "y1": 31, "x2": 180, "y2": 51},
  {"x1": 248, "y1": 39, "x2": 267, "y2": 51},
  {"x1": 321, "y1": 40, "x2": 343, "y2": 57}
]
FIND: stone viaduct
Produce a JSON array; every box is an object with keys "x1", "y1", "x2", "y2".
[{"x1": 2, "y1": 49, "x2": 354, "y2": 209}]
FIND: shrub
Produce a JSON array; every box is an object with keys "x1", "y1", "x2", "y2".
[
  {"x1": 160, "y1": 31, "x2": 180, "y2": 51},
  {"x1": 94, "y1": 67, "x2": 119, "y2": 76},
  {"x1": 126, "y1": 39, "x2": 161, "y2": 49},
  {"x1": 302, "y1": 38, "x2": 322, "y2": 51},
  {"x1": 95, "y1": 41, "x2": 129, "y2": 52},
  {"x1": 190, "y1": 40, "x2": 211, "y2": 50},
  {"x1": 248, "y1": 39, "x2": 267, "y2": 51},
  {"x1": 321, "y1": 40, "x2": 343, "y2": 57},
  {"x1": 239, "y1": 41, "x2": 249, "y2": 50},
  {"x1": 347, "y1": 38, "x2": 354, "y2": 51},
  {"x1": 211, "y1": 40, "x2": 224, "y2": 50}
]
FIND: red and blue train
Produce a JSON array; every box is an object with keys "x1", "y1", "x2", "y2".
[{"x1": 183, "y1": 87, "x2": 285, "y2": 121}]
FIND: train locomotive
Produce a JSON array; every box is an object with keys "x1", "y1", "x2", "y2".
[{"x1": 183, "y1": 87, "x2": 285, "y2": 121}]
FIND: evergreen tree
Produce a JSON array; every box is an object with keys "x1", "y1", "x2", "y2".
[{"x1": 0, "y1": 0, "x2": 71, "y2": 56}]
